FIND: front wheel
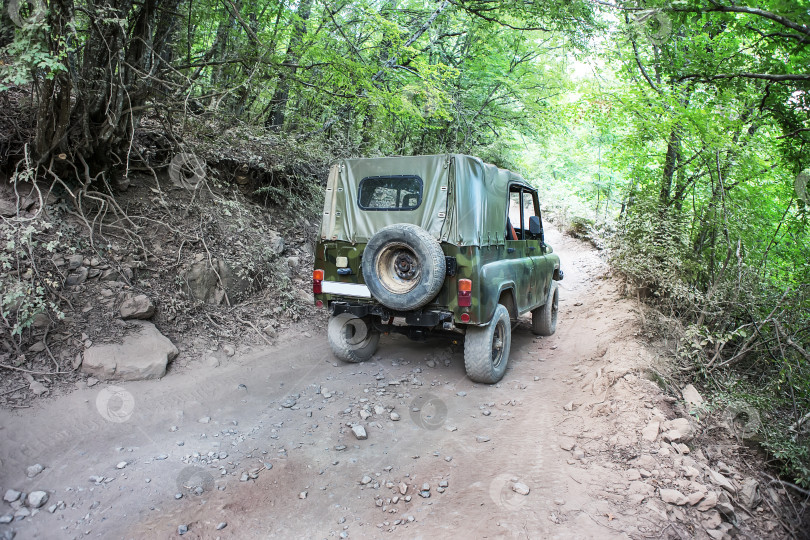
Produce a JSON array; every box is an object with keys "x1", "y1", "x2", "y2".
[
  {"x1": 464, "y1": 304, "x2": 512, "y2": 384},
  {"x1": 327, "y1": 313, "x2": 380, "y2": 363},
  {"x1": 532, "y1": 281, "x2": 559, "y2": 336}
]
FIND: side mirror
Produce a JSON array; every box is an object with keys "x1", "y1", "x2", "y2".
[{"x1": 529, "y1": 215, "x2": 542, "y2": 235}]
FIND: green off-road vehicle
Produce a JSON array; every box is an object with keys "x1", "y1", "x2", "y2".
[{"x1": 313, "y1": 154, "x2": 563, "y2": 383}]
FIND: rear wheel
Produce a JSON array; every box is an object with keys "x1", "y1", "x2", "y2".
[
  {"x1": 464, "y1": 304, "x2": 511, "y2": 384},
  {"x1": 532, "y1": 281, "x2": 559, "y2": 336},
  {"x1": 327, "y1": 313, "x2": 380, "y2": 363}
]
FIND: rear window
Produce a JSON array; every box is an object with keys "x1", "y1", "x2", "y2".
[{"x1": 358, "y1": 176, "x2": 423, "y2": 211}]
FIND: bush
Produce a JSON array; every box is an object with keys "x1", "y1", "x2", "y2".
[
  {"x1": 613, "y1": 199, "x2": 810, "y2": 487},
  {"x1": 610, "y1": 199, "x2": 702, "y2": 313},
  {"x1": 0, "y1": 216, "x2": 64, "y2": 347}
]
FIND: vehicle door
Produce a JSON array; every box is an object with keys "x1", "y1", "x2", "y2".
[
  {"x1": 506, "y1": 186, "x2": 535, "y2": 312},
  {"x1": 522, "y1": 190, "x2": 553, "y2": 308}
]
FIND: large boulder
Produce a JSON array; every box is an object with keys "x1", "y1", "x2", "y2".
[
  {"x1": 662, "y1": 417, "x2": 693, "y2": 442},
  {"x1": 181, "y1": 258, "x2": 250, "y2": 305},
  {"x1": 82, "y1": 322, "x2": 178, "y2": 380},
  {"x1": 119, "y1": 294, "x2": 155, "y2": 319},
  {"x1": 739, "y1": 479, "x2": 761, "y2": 509},
  {"x1": 681, "y1": 384, "x2": 705, "y2": 413}
]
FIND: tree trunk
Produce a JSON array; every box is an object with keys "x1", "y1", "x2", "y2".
[
  {"x1": 265, "y1": 0, "x2": 314, "y2": 130},
  {"x1": 659, "y1": 126, "x2": 680, "y2": 208},
  {"x1": 33, "y1": 0, "x2": 179, "y2": 177},
  {"x1": 211, "y1": 2, "x2": 238, "y2": 92}
]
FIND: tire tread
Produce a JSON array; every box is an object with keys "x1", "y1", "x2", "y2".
[
  {"x1": 464, "y1": 304, "x2": 511, "y2": 383},
  {"x1": 327, "y1": 315, "x2": 380, "y2": 363},
  {"x1": 532, "y1": 282, "x2": 558, "y2": 336}
]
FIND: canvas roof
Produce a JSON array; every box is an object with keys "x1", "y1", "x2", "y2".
[{"x1": 320, "y1": 154, "x2": 532, "y2": 247}]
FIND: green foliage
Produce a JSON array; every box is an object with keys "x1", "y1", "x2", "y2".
[
  {"x1": 571, "y1": 0, "x2": 810, "y2": 485},
  {"x1": 0, "y1": 217, "x2": 63, "y2": 340},
  {"x1": 0, "y1": 13, "x2": 64, "y2": 90},
  {"x1": 611, "y1": 199, "x2": 702, "y2": 308}
]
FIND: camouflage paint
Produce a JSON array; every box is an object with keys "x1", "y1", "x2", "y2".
[
  {"x1": 314, "y1": 240, "x2": 560, "y2": 326},
  {"x1": 314, "y1": 153, "x2": 561, "y2": 327}
]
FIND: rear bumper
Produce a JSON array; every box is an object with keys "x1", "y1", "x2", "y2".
[
  {"x1": 330, "y1": 301, "x2": 453, "y2": 328},
  {"x1": 321, "y1": 280, "x2": 372, "y2": 298}
]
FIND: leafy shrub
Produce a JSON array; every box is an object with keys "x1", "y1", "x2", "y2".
[
  {"x1": 610, "y1": 199, "x2": 703, "y2": 312},
  {"x1": 0, "y1": 217, "x2": 63, "y2": 345},
  {"x1": 613, "y1": 198, "x2": 810, "y2": 487}
]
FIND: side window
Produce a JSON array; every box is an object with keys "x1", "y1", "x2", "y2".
[
  {"x1": 507, "y1": 191, "x2": 521, "y2": 240},
  {"x1": 523, "y1": 191, "x2": 539, "y2": 229},
  {"x1": 507, "y1": 187, "x2": 542, "y2": 241}
]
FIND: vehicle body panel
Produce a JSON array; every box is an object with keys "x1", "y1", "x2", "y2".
[{"x1": 315, "y1": 154, "x2": 562, "y2": 327}]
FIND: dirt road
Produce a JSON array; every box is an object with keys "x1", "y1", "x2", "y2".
[{"x1": 0, "y1": 227, "x2": 775, "y2": 539}]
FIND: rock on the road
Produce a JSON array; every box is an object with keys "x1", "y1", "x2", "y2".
[
  {"x1": 26, "y1": 464, "x2": 44, "y2": 478},
  {"x1": 512, "y1": 482, "x2": 530, "y2": 496},
  {"x1": 82, "y1": 321, "x2": 178, "y2": 380},
  {"x1": 3, "y1": 490, "x2": 20, "y2": 503},
  {"x1": 281, "y1": 397, "x2": 297, "y2": 408},
  {"x1": 27, "y1": 491, "x2": 48, "y2": 509},
  {"x1": 352, "y1": 425, "x2": 368, "y2": 440}
]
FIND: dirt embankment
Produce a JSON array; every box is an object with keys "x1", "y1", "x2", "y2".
[{"x1": 0, "y1": 222, "x2": 795, "y2": 539}]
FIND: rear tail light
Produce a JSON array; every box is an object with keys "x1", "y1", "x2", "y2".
[
  {"x1": 313, "y1": 269, "x2": 324, "y2": 294},
  {"x1": 458, "y1": 279, "x2": 472, "y2": 307}
]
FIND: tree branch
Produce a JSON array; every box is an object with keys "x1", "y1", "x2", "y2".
[
  {"x1": 678, "y1": 72, "x2": 810, "y2": 83},
  {"x1": 448, "y1": 0, "x2": 550, "y2": 31},
  {"x1": 593, "y1": 0, "x2": 810, "y2": 39},
  {"x1": 702, "y1": 3, "x2": 810, "y2": 38},
  {"x1": 625, "y1": 14, "x2": 659, "y2": 93}
]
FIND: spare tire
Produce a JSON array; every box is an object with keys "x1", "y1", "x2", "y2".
[{"x1": 362, "y1": 224, "x2": 446, "y2": 311}]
